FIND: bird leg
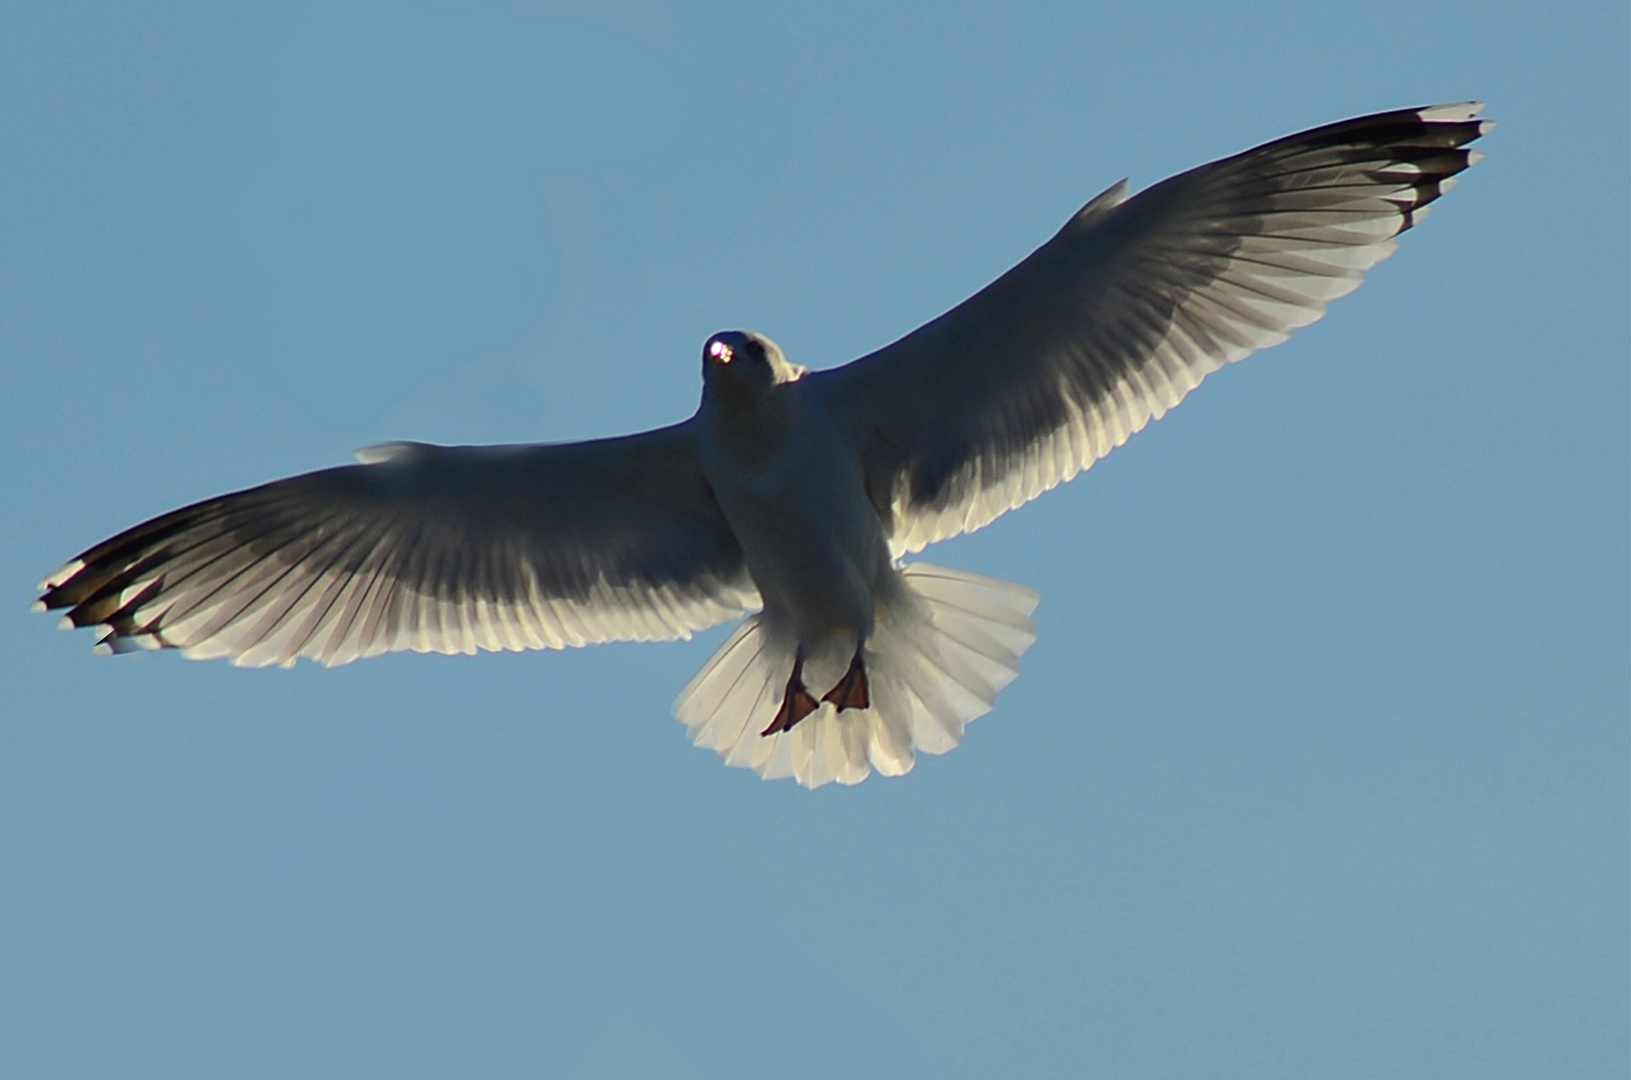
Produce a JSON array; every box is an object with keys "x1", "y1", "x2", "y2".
[
  {"x1": 820, "y1": 645, "x2": 871, "y2": 712},
  {"x1": 762, "y1": 649, "x2": 821, "y2": 736}
]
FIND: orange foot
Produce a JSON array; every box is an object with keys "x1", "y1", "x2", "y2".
[
  {"x1": 821, "y1": 649, "x2": 870, "y2": 712},
  {"x1": 763, "y1": 652, "x2": 821, "y2": 736}
]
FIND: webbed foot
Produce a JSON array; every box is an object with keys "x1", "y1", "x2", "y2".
[
  {"x1": 820, "y1": 648, "x2": 870, "y2": 712},
  {"x1": 763, "y1": 651, "x2": 821, "y2": 736}
]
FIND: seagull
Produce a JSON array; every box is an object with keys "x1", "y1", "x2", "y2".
[{"x1": 35, "y1": 104, "x2": 1491, "y2": 788}]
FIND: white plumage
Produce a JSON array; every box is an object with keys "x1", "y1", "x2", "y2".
[{"x1": 35, "y1": 104, "x2": 1490, "y2": 787}]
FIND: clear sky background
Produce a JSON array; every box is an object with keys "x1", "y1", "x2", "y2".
[{"x1": 2, "y1": 2, "x2": 1625, "y2": 1077}]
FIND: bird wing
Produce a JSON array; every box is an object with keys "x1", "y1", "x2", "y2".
[
  {"x1": 812, "y1": 103, "x2": 1491, "y2": 555},
  {"x1": 36, "y1": 422, "x2": 759, "y2": 668}
]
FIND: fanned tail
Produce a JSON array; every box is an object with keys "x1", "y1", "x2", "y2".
[{"x1": 674, "y1": 563, "x2": 1039, "y2": 788}]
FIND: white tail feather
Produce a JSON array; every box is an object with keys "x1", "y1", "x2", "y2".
[{"x1": 674, "y1": 562, "x2": 1039, "y2": 788}]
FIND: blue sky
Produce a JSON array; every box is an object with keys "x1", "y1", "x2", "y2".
[{"x1": 1, "y1": 1, "x2": 1625, "y2": 1076}]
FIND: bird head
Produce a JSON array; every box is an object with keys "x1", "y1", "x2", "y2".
[{"x1": 701, "y1": 330, "x2": 804, "y2": 407}]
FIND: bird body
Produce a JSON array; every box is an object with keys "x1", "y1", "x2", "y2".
[
  {"x1": 36, "y1": 104, "x2": 1491, "y2": 787},
  {"x1": 697, "y1": 340, "x2": 889, "y2": 647},
  {"x1": 683, "y1": 331, "x2": 1039, "y2": 783}
]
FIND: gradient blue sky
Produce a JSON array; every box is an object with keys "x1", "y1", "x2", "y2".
[{"x1": 2, "y1": 2, "x2": 1626, "y2": 1077}]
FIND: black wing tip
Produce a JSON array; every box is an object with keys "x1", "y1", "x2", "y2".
[
  {"x1": 1414, "y1": 103, "x2": 1495, "y2": 155},
  {"x1": 1376, "y1": 102, "x2": 1493, "y2": 153},
  {"x1": 34, "y1": 547, "x2": 174, "y2": 660},
  {"x1": 36, "y1": 557, "x2": 84, "y2": 597},
  {"x1": 1414, "y1": 101, "x2": 1494, "y2": 134},
  {"x1": 1251, "y1": 101, "x2": 1493, "y2": 160},
  {"x1": 1280, "y1": 102, "x2": 1491, "y2": 234}
]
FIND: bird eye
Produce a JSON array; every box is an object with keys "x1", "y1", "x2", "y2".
[{"x1": 708, "y1": 340, "x2": 733, "y2": 364}]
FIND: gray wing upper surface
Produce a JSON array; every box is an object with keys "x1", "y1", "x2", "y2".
[
  {"x1": 36, "y1": 423, "x2": 758, "y2": 668},
  {"x1": 814, "y1": 104, "x2": 1491, "y2": 555}
]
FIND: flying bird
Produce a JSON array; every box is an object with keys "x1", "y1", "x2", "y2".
[{"x1": 36, "y1": 104, "x2": 1490, "y2": 788}]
